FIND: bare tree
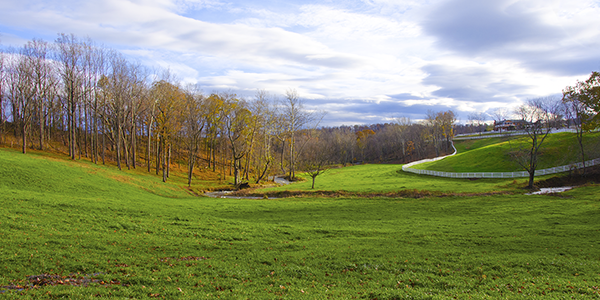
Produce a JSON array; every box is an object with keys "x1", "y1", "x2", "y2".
[
  {"x1": 280, "y1": 88, "x2": 323, "y2": 180},
  {"x1": 250, "y1": 90, "x2": 277, "y2": 183},
  {"x1": 490, "y1": 108, "x2": 509, "y2": 132},
  {"x1": 55, "y1": 33, "x2": 84, "y2": 159},
  {"x1": 15, "y1": 46, "x2": 37, "y2": 153},
  {"x1": 393, "y1": 117, "x2": 411, "y2": 162},
  {"x1": 27, "y1": 39, "x2": 56, "y2": 151},
  {"x1": 8, "y1": 41, "x2": 55, "y2": 153},
  {"x1": 204, "y1": 93, "x2": 224, "y2": 172},
  {"x1": 182, "y1": 84, "x2": 205, "y2": 187},
  {"x1": 151, "y1": 79, "x2": 184, "y2": 181},
  {"x1": 220, "y1": 93, "x2": 252, "y2": 187},
  {"x1": 301, "y1": 131, "x2": 333, "y2": 189},
  {"x1": 467, "y1": 112, "x2": 486, "y2": 135},
  {"x1": 510, "y1": 97, "x2": 560, "y2": 189}
]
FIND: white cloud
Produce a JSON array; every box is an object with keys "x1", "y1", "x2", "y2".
[{"x1": 1, "y1": 0, "x2": 599, "y2": 125}]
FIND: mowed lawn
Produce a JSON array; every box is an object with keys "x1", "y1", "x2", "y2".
[
  {"x1": 1, "y1": 148, "x2": 600, "y2": 299},
  {"x1": 263, "y1": 163, "x2": 526, "y2": 193}
]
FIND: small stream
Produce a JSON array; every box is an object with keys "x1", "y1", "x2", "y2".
[{"x1": 203, "y1": 176, "x2": 290, "y2": 199}]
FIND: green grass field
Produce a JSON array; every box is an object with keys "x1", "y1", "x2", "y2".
[
  {"x1": 260, "y1": 163, "x2": 528, "y2": 194},
  {"x1": 2, "y1": 146, "x2": 600, "y2": 299},
  {"x1": 414, "y1": 132, "x2": 600, "y2": 172}
]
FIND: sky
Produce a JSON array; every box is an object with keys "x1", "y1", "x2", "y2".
[{"x1": 1, "y1": 0, "x2": 599, "y2": 126}]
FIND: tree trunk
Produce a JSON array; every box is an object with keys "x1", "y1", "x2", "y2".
[
  {"x1": 156, "y1": 133, "x2": 161, "y2": 175},
  {"x1": 101, "y1": 123, "x2": 106, "y2": 165},
  {"x1": 212, "y1": 139, "x2": 217, "y2": 172},
  {"x1": 147, "y1": 121, "x2": 152, "y2": 173},
  {"x1": 123, "y1": 128, "x2": 130, "y2": 170},
  {"x1": 38, "y1": 105, "x2": 44, "y2": 150},
  {"x1": 280, "y1": 140, "x2": 286, "y2": 175},
  {"x1": 22, "y1": 122, "x2": 27, "y2": 154},
  {"x1": 116, "y1": 119, "x2": 122, "y2": 170},
  {"x1": 187, "y1": 151, "x2": 195, "y2": 187},
  {"x1": 162, "y1": 138, "x2": 167, "y2": 182},
  {"x1": 528, "y1": 170, "x2": 535, "y2": 189},
  {"x1": 132, "y1": 116, "x2": 137, "y2": 169},
  {"x1": 167, "y1": 143, "x2": 171, "y2": 178},
  {"x1": 576, "y1": 130, "x2": 586, "y2": 175}
]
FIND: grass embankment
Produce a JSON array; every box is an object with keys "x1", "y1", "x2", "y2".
[
  {"x1": 414, "y1": 132, "x2": 600, "y2": 172},
  {"x1": 2, "y1": 147, "x2": 600, "y2": 298}
]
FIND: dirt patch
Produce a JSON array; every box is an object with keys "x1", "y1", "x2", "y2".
[
  {"x1": 230, "y1": 189, "x2": 512, "y2": 199},
  {"x1": 536, "y1": 165, "x2": 600, "y2": 188},
  {"x1": 0, "y1": 273, "x2": 123, "y2": 293}
]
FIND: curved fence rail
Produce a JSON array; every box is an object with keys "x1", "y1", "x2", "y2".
[
  {"x1": 453, "y1": 129, "x2": 578, "y2": 141},
  {"x1": 403, "y1": 158, "x2": 600, "y2": 178}
]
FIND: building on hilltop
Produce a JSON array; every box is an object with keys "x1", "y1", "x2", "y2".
[{"x1": 493, "y1": 119, "x2": 529, "y2": 132}]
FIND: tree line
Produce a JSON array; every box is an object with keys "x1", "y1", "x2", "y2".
[{"x1": 0, "y1": 34, "x2": 460, "y2": 188}]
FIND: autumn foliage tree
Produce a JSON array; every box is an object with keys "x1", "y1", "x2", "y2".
[{"x1": 220, "y1": 94, "x2": 253, "y2": 186}]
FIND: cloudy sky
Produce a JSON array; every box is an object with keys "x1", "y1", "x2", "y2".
[{"x1": 1, "y1": 0, "x2": 599, "y2": 125}]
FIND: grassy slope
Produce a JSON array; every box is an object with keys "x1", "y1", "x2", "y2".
[
  {"x1": 263, "y1": 163, "x2": 526, "y2": 193},
  {"x1": 414, "y1": 132, "x2": 600, "y2": 172},
  {"x1": 2, "y1": 148, "x2": 600, "y2": 298}
]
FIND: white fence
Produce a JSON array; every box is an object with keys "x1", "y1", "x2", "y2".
[
  {"x1": 453, "y1": 129, "x2": 578, "y2": 141},
  {"x1": 402, "y1": 157, "x2": 600, "y2": 179},
  {"x1": 402, "y1": 143, "x2": 457, "y2": 169}
]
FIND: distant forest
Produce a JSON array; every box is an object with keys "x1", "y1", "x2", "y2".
[{"x1": 0, "y1": 34, "x2": 461, "y2": 186}]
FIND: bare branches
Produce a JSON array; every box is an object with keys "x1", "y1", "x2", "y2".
[{"x1": 510, "y1": 97, "x2": 561, "y2": 189}]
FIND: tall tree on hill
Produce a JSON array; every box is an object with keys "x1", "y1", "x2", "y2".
[
  {"x1": 152, "y1": 80, "x2": 184, "y2": 182},
  {"x1": 511, "y1": 97, "x2": 560, "y2": 189},
  {"x1": 14, "y1": 45, "x2": 37, "y2": 153},
  {"x1": 28, "y1": 39, "x2": 57, "y2": 151},
  {"x1": 282, "y1": 89, "x2": 301, "y2": 180},
  {"x1": 204, "y1": 93, "x2": 224, "y2": 172},
  {"x1": 125, "y1": 62, "x2": 148, "y2": 170},
  {"x1": 182, "y1": 84, "x2": 205, "y2": 187},
  {"x1": 250, "y1": 89, "x2": 277, "y2": 184},
  {"x1": 562, "y1": 92, "x2": 591, "y2": 174},
  {"x1": 55, "y1": 33, "x2": 84, "y2": 160},
  {"x1": 99, "y1": 51, "x2": 135, "y2": 170},
  {"x1": 280, "y1": 88, "x2": 323, "y2": 180},
  {"x1": 221, "y1": 93, "x2": 253, "y2": 186}
]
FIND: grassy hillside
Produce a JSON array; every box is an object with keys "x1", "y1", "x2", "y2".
[
  {"x1": 414, "y1": 132, "x2": 600, "y2": 172},
  {"x1": 2, "y1": 147, "x2": 600, "y2": 298},
  {"x1": 260, "y1": 163, "x2": 528, "y2": 194}
]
